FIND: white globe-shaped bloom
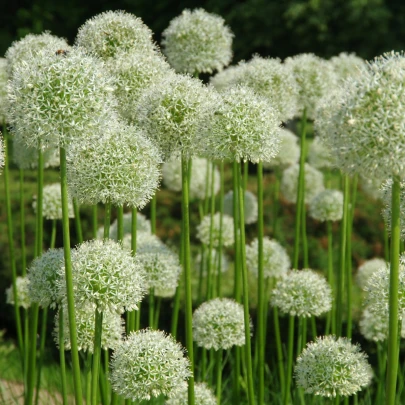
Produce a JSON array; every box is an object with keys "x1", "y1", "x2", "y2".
[
  {"x1": 280, "y1": 163, "x2": 325, "y2": 204},
  {"x1": 199, "y1": 85, "x2": 281, "y2": 163},
  {"x1": 295, "y1": 336, "x2": 372, "y2": 397},
  {"x1": 356, "y1": 258, "x2": 387, "y2": 289},
  {"x1": 100, "y1": 212, "x2": 151, "y2": 241},
  {"x1": 8, "y1": 46, "x2": 118, "y2": 150},
  {"x1": 246, "y1": 237, "x2": 290, "y2": 279},
  {"x1": 196, "y1": 213, "x2": 234, "y2": 248},
  {"x1": 32, "y1": 183, "x2": 74, "y2": 220},
  {"x1": 285, "y1": 53, "x2": 338, "y2": 119},
  {"x1": 75, "y1": 10, "x2": 157, "y2": 60},
  {"x1": 137, "y1": 73, "x2": 218, "y2": 160},
  {"x1": 308, "y1": 137, "x2": 335, "y2": 170},
  {"x1": 58, "y1": 239, "x2": 146, "y2": 313},
  {"x1": 162, "y1": 157, "x2": 220, "y2": 200},
  {"x1": 110, "y1": 329, "x2": 191, "y2": 401},
  {"x1": 67, "y1": 120, "x2": 161, "y2": 208},
  {"x1": 166, "y1": 382, "x2": 216, "y2": 405},
  {"x1": 162, "y1": 8, "x2": 233, "y2": 75},
  {"x1": 27, "y1": 248, "x2": 64, "y2": 309},
  {"x1": 194, "y1": 249, "x2": 230, "y2": 276},
  {"x1": 359, "y1": 175, "x2": 383, "y2": 201},
  {"x1": 263, "y1": 128, "x2": 300, "y2": 169},
  {"x1": 271, "y1": 269, "x2": 332, "y2": 317},
  {"x1": 381, "y1": 179, "x2": 405, "y2": 240},
  {"x1": 223, "y1": 190, "x2": 258, "y2": 224},
  {"x1": 330, "y1": 52, "x2": 365, "y2": 81},
  {"x1": 308, "y1": 189, "x2": 343, "y2": 222},
  {"x1": 0, "y1": 58, "x2": 8, "y2": 123},
  {"x1": 6, "y1": 276, "x2": 31, "y2": 309},
  {"x1": 55, "y1": 302, "x2": 124, "y2": 352},
  {"x1": 193, "y1": 298, "x2": 247, "y2": 350},
  {"x1": 210, "y1": 63, "x2": 246, "y2": 92},
  {"x1": 108, "y1": 50, "x2": 174, "y2": 123},
  {"x1": 5, "y1": 31, "x2": 69, "y2": 77}
]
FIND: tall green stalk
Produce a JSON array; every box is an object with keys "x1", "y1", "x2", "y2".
[
  {"x1": 217, "y1": 161, "x2": 225, "y2": 297},
  {"x1": 59, "y1": 307, "x2": 69, "y2": 405},
  {"x1": 91, "y1": 310, "x2": 103, "y2": 405},
  {"x1": 325, "y1": 220, "x2": 335, "y2": 335},
  {"x1": 127, "y1": 207, "x2": 137, "y2": 334},
  {"x1": 19, "y1": 169, "x2": 27, "y2": 274},
  {"x1": 206, "y1": 161, "x2": 216, "y2": 300},
  {"x1": 73, "y1": 199, "x2": 83, "y2": 243},
  {"x1": 284, "y1": 315, "x2": 295, "y2": 405},
  {"x1": 216, "y1": 349, "x2": 223, "y2": 405},
  {"x1": 92, "y1": 205, "x2": 98, "y2": 239}
]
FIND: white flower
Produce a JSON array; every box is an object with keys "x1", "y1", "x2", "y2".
[
  {"x1": 330, "y1": 52, "x2": 365, "y2": 82},
  {"x1": 6, "y1": 276, "x2": 31, "y2": 309},
  {"x1": 307, "y1": 137, "x2": 335, "y2": 170},
  {"x1": 0, "y1": 58, "x2": 8, "y2": 123},
  {"x1": 223, "y1": 190, "x2": 258, "y2": 224},
  {"x1": 356, "y1": 258, "x2": 387, "y2": 289},
  {"x1": 166, "y1": 382, "x2": 216, "y2": 405},
  {"x1": 308, "y1": 189, "x2": 343, "y2": 222},
  {"x1": 196, "y1": 213, "x2": 234, "y2": 247}
]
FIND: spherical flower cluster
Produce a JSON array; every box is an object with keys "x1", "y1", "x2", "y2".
[
  {"x1": 381, "y1": 179, "x2": 405, "y2": 240},
  {"x1": 137, "y1": 73, "x2": 218, "y2": 160},
  {"x1": 192, "y1": 298, "x2": 247, "y2": 350},
  {"x1": 280, "y1": 163, "x2": 325, "y2": 204},
  {"x1": 103, "y1": 212, "x2": 151, "y2": 241},
  {"x1": 199, "y1": 85, "x2": 281, "y2": 163},
  {"x1": 110, "y1": 329, "x2": 191, "y2": 401},
  {"x1": 6, "y1": 276, "x2": 31, "y2": 309},
  {"x1": 263, "y1": 128, "x2": 300, "y2": 169},
  {"x1": 162, "y1": 157, "x2": 220, "y2": 200},
  {"x1": 210, "y1": 64, "x2": 246, "y2": 91},
  {"x1": 359, "y1": 175, "x2": 383, "y2": 201},
  {"x1": 67, "y1": 120, "x2": 161, "y2": 208},
  {"x1": 58, "y1": 239, "x2": 146, "y2": 313},
  {"x1": 294, "y1": 335, "x2": 372, "y2": 397},
  {"x1": 307, "y1": 137, "x2": 335, "y2": 170},
  {"x1": 0, "y1": 58, "x2": 7, "y2": 123},
  {"x1": 108, "y1": 50, "x2": 174, "y2": 123},
  {"x1": 27, "y1": 249, "x2": 65, "y2": 308},
  {"x1": 246, "y1": 237, "x2": 290, "y2": 279},
  {"x1": 223, "y1": 190, "x2": 258, "y2": 224},
  {"x1": 308, "y1": 189, "x2": 343, "y2": 222},
  {"x1": 330, "y1": 52, "x2": 365, "y2": 81},
  {"x1": 32, "y1": 183, "x2": 74, "y2": 220},
  {"x1": 162, "y1": 8, "x2": 233, "y2": 75},
  {"x1": 55, "y1": 302, "x2": 124, "y2": 352},
  {"x1": 166, "y1": 382, "x2": 216, "y2": 405},
  {"x1": 356, "y1": 258, "x2": 387, "y2": 289},
  {"x1": 75, "y1": 11, "x2": 157, "y2": 60},
  {"x1": 271, "y1": 269, "x2": 332, "y2": 317},
  {"x1": 8, "y1": 46, "x2": 117, "y2": 150},
  {"x1": 196, "y1": 213, "x2": 234, "y2": 247},
  {"x1": 194, "y1": 249, "x2": 229, "y2": 276}
]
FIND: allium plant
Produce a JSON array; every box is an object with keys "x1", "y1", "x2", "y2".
[
  {"x1": 162, "y1": 8, "x2": 233, "y2": 75},
  {"x1": 194, "y1": 249, "x2": 229, "y2": 276},
  {"x1": 192, "y1": 298, "x2": 247, "y2": 350},
  {"x1": 360, "y1": 175, "x2": 383, "y2": 201},
  {"x1": 75, "y1": 10, "x2": 157, "y2": 60},
  {"x1": 223, "y1": 190, "x2": 258, "y2": 224},
  {"x1": 330, "y1": 52, "x2": 365, "y2": 82},
  {"x1": 381, "y1": 179, "x2": 405, "y2": 240},
  {"x1": 110, "y1": 329, "x2": 191, "y2": 401},
  {"x1": 196, "y1": 213, "x2": 234, "y2": 247},
  {"x1": 6, "y1": 276, "x2": 31, "y2": 309},
  {"x1": 0, "y1": 58, "x2": 7, "y2": 123},
  {"x1": 166, "y1": 382, "x2": 216, "y2": 405},
  {"x1": 101, "y1": 212, "x2": 151, "y2": 240},
  {"x1": 356, "y1": 258, "x2": 387, "y2": 289},
  {"x1": 307, "y1": 137, "x2": 335, "y2": 170},
  {"x1": 295, "y1": 336, "x2": 373, "y2": 397},
  {"x1": 210, "y1": 63, "x2": 246, "y2": 91},
  {"x1": 308, "y1": 189, "x2": 343, "y2": 222}
]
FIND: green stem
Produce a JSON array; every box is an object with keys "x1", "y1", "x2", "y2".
[
  {"x1": 59, "y1": 307, "x2": 69, "y2": 405},
  {"x1": 273, "y1": 306, "x2": 285, "y2": 390},
  {"x1": 73, "y1": 199, "x2": 83, "y2": 243},
  {"x1": 206, "y1": 162, "x2": 216, "y2": 300},
  {"x1": 50, "y1": 220, "x2": 57, "y2": 249},
  {"x1": 85, "y1": 352, "x2": 92, "y2": 405},
  {"x1": 233, "y1": 161, "x2": 241, "y2": 301},
  {"x1": 116, "y1": 205, "x2": 124, "y2": 241},
  {"x1": 19, "y1": 169, "x2": 27, "y2": 275},
  {"x1": 217, "y1": 162, "x2": 225, "y2": 297},
  {"x1": 302, "y1": 203, "x2": 308, "y2": 268},
  {"x1": 326, "y1": 220, "x2": 334, "y2": 335},
  {"x1": 127, "y1": 207, "x2": 138, "y2": 334},
  {"x1": 34, "y1": 307, "x2": 48, "y2": 405},
  {"x1": 284, "y1": 315, "x2": 295, "y2": 405},
  {"x1": 91, "y1": 310, "x2": 103, "y2": 405},
  {"x1": 216, "y1": 349, "x2": 223, "y2": 405},
  {"x1": 103, "y1": 202, "x2": 111, "y2": 239},
  {"x1": 272, "y1": 170, "x2": 280, "y2": 239},
  {"x1": 154, "y1": 297, "x2": 161, "y2": 329},
  {"x1": 233, "y1": 347, "x2": 241, "y2": 405},
  {"x1": 92, "y1": 205, "x2": 98, "y2": 239},
  {"x1": 149, "y1": 288, "x2": 155, "y2": 328}
]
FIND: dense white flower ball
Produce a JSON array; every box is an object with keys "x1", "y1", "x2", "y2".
[
  {"x1": 101, "y1": 212, "x2": 151, "y2": 241},
  {"x1": 271, "y1": 269, "x2": 332, "y2": 317},
  {"x1": 166, "y1": 382, "x2": 216, "y2": 405},
  {"x1": 246, "y1": 237, "x2": 290, "y2": 279},
  {"x1": 330, "y1": 52, "x2": 365, "y2": 81},
  {"x1": 359, "y1": 175, "x2": 383, "y2": 201},
  {"x1": 27, "y1": 249, "x2": 64, "y2": 308},
  {"x1": 223, "y1": 190, "x2": 258, "y2": 224},
  {"x1": 75, "y1": 11, "x2": 157, "y2": 60},
  {"x1": 210, "y1": 64, "x2": 246, "y2": 91},
  {"x1": 110, "y1": 329, "x2": 191, "y2": 401},
  {"x1": 307, "y1": 137, "x2": 335, "y2": 170},
  {"x1": 6, "y1": 276, "x2": 31, "y2": 309},
  {"x1": 196, "y1": 213, "x2": 234, "y2": 247},
  {"x1": 162, "y1": 8, "x2": 233, "y2": 75},
  {"x1": 308, "y1": 189, "x2": 343, "y2": 222},
  {"x1": 193, "y1": 298, "x2": 247, "y2": 350},
  {"x1": 199, "y1": 85, "x2": 281, "y2": 163},
  {"x1": 0, "y1": 58, "x2": 7, "y2": 123},
  {"x1": 67, "y1": 120, "x2": 161, "y2": 208},
  {"x1": 381, "y1": 179, "x2": 405, "y2": 240},
  {"x1": 58, "y1": 239, "x2": 146, "y2": 313},
  {"x1": 280, "y1": 163, "x2": 325, "y2": 204},
  {"x1": 194, "y1": 249, "x2": 230, "y2": 276},
  {"x1": 295, "y1": 336, "x2": 372, "y2": 397},
  {"x1": 356, "y1": 258, "x2": 387, "y2": 289}
]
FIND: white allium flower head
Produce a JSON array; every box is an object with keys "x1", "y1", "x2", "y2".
[
  {"x1": 194, "y1": 249, "x2": 230, "y2": 276},
  {"x1": 32, "y1": 183, "x2": 74, "y2": 220},
  {"x1": 196, "y1": 213, "x2": 235, "y2": 248},
  {"x1": 284, "y1": 53, "x2": 338, "y2": 119},
  {"x1": 199, "y1": 85, "x2": 281, "y2": 163},
  {"x1": 8, "y1": 46, "x2": 118, "y2": 150},
  {"x1": 110, "y1": 329, "x2": 191, "y2": 401},
  {"x1": 223, "y1": 190, "x2": 258, "y2": 224},
  {"x1": 210, "y1": 63, "x2": 246, "y2": 91},
  {"x1": 101, "y1": 212, "x2": 151, "y2": 241},
  {"x1": 359, "y1": 175, "x2": 383, "y2": 201},
  {"x1": 27, "y1": 248, "x2": 65, "y2": 309},
  {"x1": 263, "y1": 128, "x2": 300, "y2": 169},
  {"x1": 75, "y1": 10, "x2": 157, "y2": 60},
  {"x1": 356, "y1": 258, "x2": 387, "y2": 289},
  {"x1": 67, "y1": 120, "x2": 161, "y2": 208},
  {"x1": 137, "y1": 73, "x2": 218, "y2": 160},
  {"x1": 295, "y1": 335, "x2": 373, "y2": 397},
  {"x1": 0, "y1": 58, "x2": 8, "y2": 123},
  {"x1": 162, "y1": 8, "x2": 233, "y2": 75},
  {"x1": 6, "y1": 276, "x2": 31, "y2": 309},
  {"x1": 55, "y1": 302, "x2": 124, "y2": 352},
  {"x1": 330, "y1": 52, "x2": 365, "y2": 82},
  {"x1": 162, "y1": 157, "x2": 220, "y2": 200},
  {"x1": 271, "y1": 269, "x2": 332, "y2": 317},
  {"x1": 381, "y1": 179, "x2": 405, "y2": 240},
  {"x1": 5, "y1": 31, "x2": 69, "y2": 77},
  {"x1": 308, "y1": 189, "x2": 343, "y2": 222},
  {"x1": 246, "y1": 237, "x2": 290, "y2": 279},
  {"x1": 281, "y1": 163, "x2": 325, "y2": 204},
  {"x1": 192, "y1": 298, "x2": 248, "y2": 350},
  {"x1": 166, "y1": 382, "x2": 216, "y2": 405},
  {"x1": 307, "y1": 137, "x2": 335, "y2": 170},
  {"x1": 108, "y1": 49, "x2": 174, "y2": 123},
  {"x1": 58, "y1": 239, "x2": 146, "y2": 313}
]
